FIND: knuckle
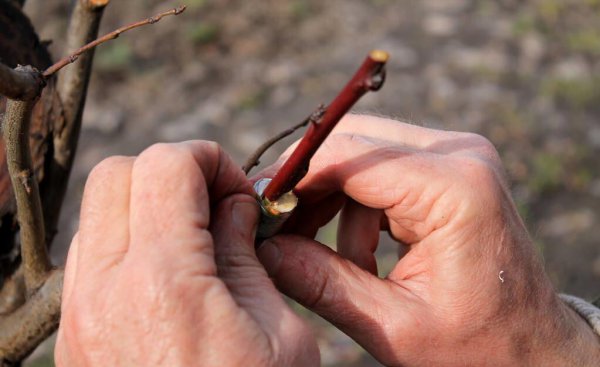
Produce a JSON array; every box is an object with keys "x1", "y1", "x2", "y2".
[
  {"x1": 470, "y1": 133, "x2": 501, "y2": 159},
  {"x1": 459, "y1": 132, "x2": 503, "y2": 168},
  {"x1": 87, "y1": 156, "x2": 130, "y2": 185},
  {"x1": 303, "y1": 264, "x2": 334, "y2": 310},
  {"x1": 301, "y1": 258, "x2": 346, "y2": 314},
  {"x1": 451, "y1": 155, "x2": 505, "y2": 212},
  {"x1": 457, "y1": 156, "x2": 499, "y2": 190},
  {"x1": 137, "y1": 140, "x2": 222, "y2": 174},
  {"x1": 322, "y1": 133, "x2": 384, "y2": 162},
  {"x1": 304, "y1": 274, "x2": 329, "y2": 309},
  {"x1": 137, "y1": 142, "x2": 193, "y2": 175},
  {"x1": 140, "y1": 142, "x2": 183, "y2": 162},
  {"x1": 328, "y1": 132, "x2": 371, "y2": 146},
  {"x1": 61, "y1": 295, "x2": 93, "y2": 342}
]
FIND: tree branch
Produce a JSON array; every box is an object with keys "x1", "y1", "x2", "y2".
[
  {"x1": 42, "y1": 5, "x2": 187, "y2": 77},
  {"x1": 40, "y1": 3, "x2": 186, "y2": 245},
  {"x1": 242, "y1": 104, "x2": 326, "y2": 175},
  {"x1": 0, "y1": 269, "x2": 63, "y2": 364},
  {"x1": 0, "y1": 63, "x2": 45, "y2": 101},
  {"x1": 262, "y1": 50, "x2": 389, "y2": 201},
  {"x1": 39, "y1": 0, "x2": 110, "y2": 246},
  {"x1": 3, "y1": 97, "x2": 51, "y2": 293}
]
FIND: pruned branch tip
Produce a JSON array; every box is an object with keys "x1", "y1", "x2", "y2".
[{"x1": 85, "y1": 0, "x2": 110, "y2": 9}]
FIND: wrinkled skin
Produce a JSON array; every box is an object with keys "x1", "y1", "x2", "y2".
[
  {"x1": 55, "y1": 141, "x2": 319, "y2": 366},
  {"x1": 256, "y1": 115, "x2": 600, "y2": 366},
  {"x1": 56, "y1": 115, "x2": 599, "y2": 367}
]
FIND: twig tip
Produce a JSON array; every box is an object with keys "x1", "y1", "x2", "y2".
[
  {"x1": 369, "y1": 49, "x2": 390, "y2": 63},
  {"x1": 87, "y1": 0, "x2": 110, "y2": 8}
]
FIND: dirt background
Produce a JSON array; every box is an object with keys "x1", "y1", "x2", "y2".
[{"x1": 19, "y1": 0, "x2": 600, "y2": 365}]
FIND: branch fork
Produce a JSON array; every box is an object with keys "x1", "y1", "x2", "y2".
[{"x1": 0, "y1": 3, "x2": 187, "y2": 363}]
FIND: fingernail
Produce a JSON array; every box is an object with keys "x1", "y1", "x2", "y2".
[
  {"x1": 257, "y1": 240, "x2": 282, "y2": 276},
  {"x1": 233, "y1": 201, "x2": 258, "y2": 240}
]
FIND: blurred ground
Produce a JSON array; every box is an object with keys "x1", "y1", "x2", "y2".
[{"x1": 21, "y1": 0, "x2": 600, "y2": 365}]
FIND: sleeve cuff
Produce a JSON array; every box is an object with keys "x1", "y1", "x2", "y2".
[{"x1": 560, "y1": 294, "x2": 600, "y2": 336}]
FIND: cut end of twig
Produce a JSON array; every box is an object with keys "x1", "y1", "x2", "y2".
[
  {"x1": 254, "y1": 178, "x2": 298, "y2": 216},
  {"x1": 263, "y1": 191, "x2": 298, "y2": 216},
  {"x1": 369, "y1": 49, "x2": 390, "y2": 63},
  {"x1": 174, "y1": 5, "x2": 187, "y2": 14},
  {"x1": 254, "y1": 178, "x2": 298, "y2": 239},
  {"x1": 364, "y1": 51, "x2": 389, "y2": 91},
  {"x1": 86, "y1": 0, "x2": 110, "y2": 9}
]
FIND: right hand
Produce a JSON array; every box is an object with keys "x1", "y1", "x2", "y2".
[{"x1": 255, "y1": 115, "x2": 600, "y2": 366}]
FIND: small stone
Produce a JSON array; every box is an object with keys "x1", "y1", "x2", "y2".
[
  {"x1": 265, "y1": 61, "x2": 300, "y2": 85},
  {"x1": 541, "y1": 209, "x2": 596, "y2": 238},
  {"x1": 553, "y1": 57, "x2": 590, "y2": 80},
  {"x1": 157, "y1": 112, "x2": 208, "y2": 142},
  {"x1": 268, "y1": 85, "x2": 296, "y2": 108},
  {"x1": 587, "y1": 125, "x2": 600, "y2": 148},
  {"x1": 423, "y1": 14, "x2": 457, "y2": 37},
  {"x1": 380, "y1": 40, "x2": 418, "y2": 68},
  {"x1": 519, "y1": 33, "x2": 545, "y2": 74},
  {"x1": 82, "y1": 103, "x2": 125, "y2": 135},
  {"x1": 422, "y1": 0, "x2": 468, "y2": 12},
  {"x1": 448, "y1": 47, "x2": 508, "y2": 72}
]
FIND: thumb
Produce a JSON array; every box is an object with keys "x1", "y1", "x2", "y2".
[
  {"x1": 257, "y1": 235, "x2": 411, "y2": 355},
  {"x1": 211, "y1": 196, "x2": 320, "y2": 367}
]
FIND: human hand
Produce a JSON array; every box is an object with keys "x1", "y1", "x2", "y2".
[
  {"x1": 256, "y1": 115, "x2": 600, "y2": 366},
  {"x1": 55, "y1": 141, "x2": 319, "y2": 366}
]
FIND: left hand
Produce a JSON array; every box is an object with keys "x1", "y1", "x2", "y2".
[{"x1": 54, "y1": 141, "x2": 319, "y2": 366}]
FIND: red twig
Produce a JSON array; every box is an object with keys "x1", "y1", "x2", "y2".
[
  {"x1": 262, "y1": 50, "x2": 389, "y2": 201},
  {"x1": 42, "y1": 5, "x2": 186, "y2": 78}
]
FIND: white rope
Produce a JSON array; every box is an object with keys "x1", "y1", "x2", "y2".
[{"x1": 560, "y1": 294, "x2": 600, "y2": 336}]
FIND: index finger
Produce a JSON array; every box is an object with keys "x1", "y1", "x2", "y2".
[
  {"x1": 255, "y1": 114, "x2": 500, "y2": 182},
  {"x1": 280, "y1": 133, "x2": 476, "y2": 244}
]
